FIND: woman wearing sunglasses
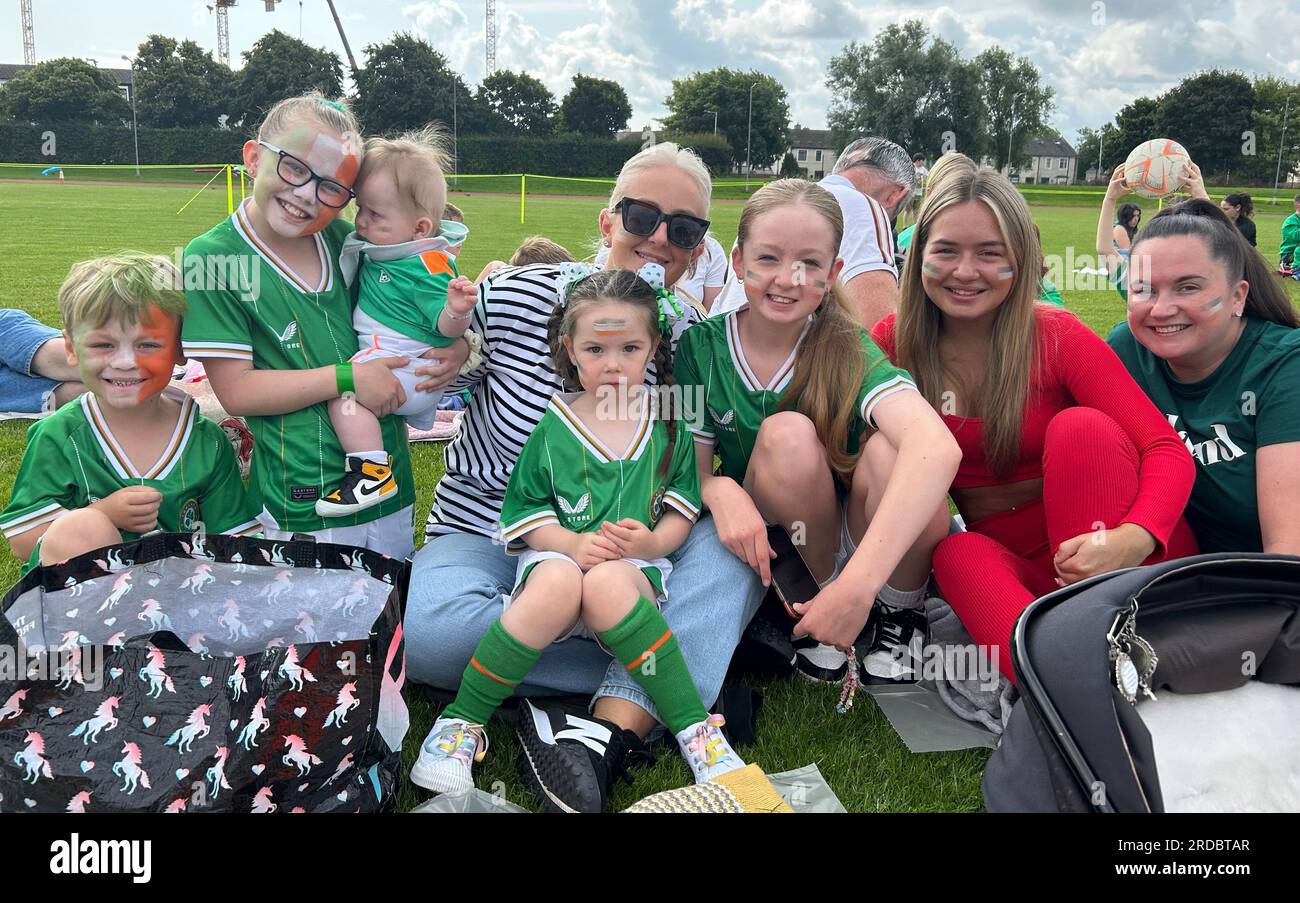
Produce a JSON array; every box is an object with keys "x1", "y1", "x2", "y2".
[
  {"x1": 1109, "y1": 199, "x2": 1300, "y2": 555},
  {"x1": 403, "y1": 142, "x2": 766, "y2": 812}
]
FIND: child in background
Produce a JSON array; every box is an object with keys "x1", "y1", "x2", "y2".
[
  {"x1": 2, "y1": 253, "x2": 260, "y2": 574},
  {"x1": 442, "y1": 202, "x2": 467, "y2": 260},
  {"x1": 1281, "y1": 195, "x2": 1300, "y2": 275},
  {"x1": 183, "y1": 92, "x2": 422, "y2": 558},
  {"x1": 410, "y1": 265, "x2": 745, "y2": 796},
  {"x1": 318, "y1": 127, "x2": 480, "y2": 517},
  {"x1": 473, "y1": 235, "x2": 575, "y2": 284}
]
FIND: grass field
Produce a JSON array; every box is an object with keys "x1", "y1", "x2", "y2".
[{"x1": 1, "y1": 178, "x2": 1297, "y2": 813}]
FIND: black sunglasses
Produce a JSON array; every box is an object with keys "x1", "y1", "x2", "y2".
[
  {"x1": 615, "y1": 198, "x2": 710, "y2": 250},
  {"x1": 258, "y1": 140, "x2": 355, "y2": 209}
]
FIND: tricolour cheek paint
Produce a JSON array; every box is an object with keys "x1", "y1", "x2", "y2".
[
  {"x1": 1203, "y1": 296, "x2": 1224, "y2": 313},
  {"x1": 921, "y1": 261, "x2": 943, "y2": 277},
  {"x1": 132, "y1": 308, "x2": 181, "y2": 402},
  {"x1": 744, "y1": 270, "x2": 762, "y2": 282},
  {"x1": 996, "y1": 267, "x2": 1015, "y2": 281}
]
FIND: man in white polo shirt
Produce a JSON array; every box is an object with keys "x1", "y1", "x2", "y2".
[{"x1": 713, "y1": 136, "x2": 916, "y2": 331}]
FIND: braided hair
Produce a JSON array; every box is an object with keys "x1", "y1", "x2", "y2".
[{"x1": 546, "y1": 268, "x2": 680, "y2": 475}]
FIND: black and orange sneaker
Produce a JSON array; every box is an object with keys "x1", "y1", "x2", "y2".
[{"x1": 315, "y1": 455, "x2": 396, "y2": 517}]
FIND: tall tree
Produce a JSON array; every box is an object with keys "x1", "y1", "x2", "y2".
[
  {"x1": 662, "y1": 68, "x2": 790, "y2": 169},
  {"x1": 1156, "y1": 70, "x2": 1254, "y2": 180},
  {"x1": 477, "y1": 70, "x2": 557, "y2": 134},
  {"x1": 1075, "y1": 123, "x2": 1122, "y2": 181},
  {"x1": 826, "y1": 20, "x2": 984, "y2": 162},
  {"x1": 132, "y1": 34, "x2": 234, "y2": 128},
  {"x1": 353, "y1": 33, "x2": 504, "y2": 136},
  {"x1": 0, "y1": 58, "x2": 130, "y2": 125},
  {"x1": 235, "y1": 30, "x2": 344, "y2": 128},
  {"x1": 1111, "y1": 96, "x2": 1161, "y2": 165},
  {"x1": 976, "y1": 47, "x2": 1054, "y2": 172},
  {"x1": 1244, "y1": 76, "x2": 1300, "y2": 186},
  {"x1": 558, "y1": 74, "x2": 632, "y2": 137}
]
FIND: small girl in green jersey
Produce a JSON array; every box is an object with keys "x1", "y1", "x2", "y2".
[{"x1": 410, "y1": 265, "x2": 746, "y2": 797}]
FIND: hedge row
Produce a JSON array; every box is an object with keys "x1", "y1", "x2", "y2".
[{"x1": 0, "y1": 123, "x2": 640, "y2": 176}]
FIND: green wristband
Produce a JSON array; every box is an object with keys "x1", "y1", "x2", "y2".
[{"x1": 335, "y1": 362, "x2": 355, "y2": 396}]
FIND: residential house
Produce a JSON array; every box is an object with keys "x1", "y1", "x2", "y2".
[
  {"x1": 1007, "y1": 136, "x2": 1078, "y2": 185},
  {"x1": 786, "y1": 128, "x2": 838, "y2": 180}
]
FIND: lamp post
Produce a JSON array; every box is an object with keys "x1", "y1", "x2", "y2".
[
  {"x1": 745, "y1": 82, "x2": 757, "y2": 190},
  {"x1": 121, "y1": 55, "x2": 140, "y2": 179},
  {"x1": 704, "y1": 109, "x2": 717, "y2": 135},
  {"x1": 1273, "y1": 93, "x2": 1294, "y2": 203},
  {"x1": 1006, "y1": 94, "x2": 1018, "y2": 179}
]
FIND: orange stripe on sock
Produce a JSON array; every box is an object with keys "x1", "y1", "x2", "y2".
[
  {"x1": 470, "y1": 657, "x2": 516, "y2": 687},
  {"x1": 625, "y1": 629, "x2": 672, "y2": 671}
]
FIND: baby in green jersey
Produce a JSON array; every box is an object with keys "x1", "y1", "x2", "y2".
[
  {"x1": 1, "y1": 253, "x2": 260, "y2": 575},
  {"x1": 318, "y1": 127, "x2": 480, "y2": 518},
  {"x1": 409, "y1": 265, "x2": 747, "y2": 797}
]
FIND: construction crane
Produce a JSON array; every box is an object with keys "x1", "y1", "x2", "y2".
[
  {"x1": 325, "y1": 0, "x2": 359, "y2": 82},
  {"x1": 486, "y1": 0, "x2": 497, "y2": 75},
  {"x1": 20, "y1": 0, "x2": 36, "y2": 65},
  {"x1": 209, "y1": 0, "x2": 281, "y2": 67}
]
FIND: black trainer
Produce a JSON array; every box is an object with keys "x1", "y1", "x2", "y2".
[
  {"x1": 792, "y1": 636, "x2": 848, "y2": 683},
  {"x1": 858, "y1": 603, "x2": 928, "y2": 684},
  {"x1": 516, "y1": 699, "x2": 654, "y2": 813}
]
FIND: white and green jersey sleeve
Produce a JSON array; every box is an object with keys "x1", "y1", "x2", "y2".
[
  {"x1": 499, "y1": 393, "x2": 701, "y2": 551},
  {"x1": 180, "y1": 201, "x2": 415, "y2": 532},
  {"x1": 675, "y1": 309, "x2": 916, "y2": 483},
  {"x1": 1, "y1": 393, "x2": 260, "y2": 572}
]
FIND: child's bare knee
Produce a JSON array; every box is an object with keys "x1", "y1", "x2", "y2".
[
  {"x1": 580, "y1": 561, "x2": 638, "y2": 615},
  {"x1": 40, "y1": 509, "x2": 120, "y2": 564}
]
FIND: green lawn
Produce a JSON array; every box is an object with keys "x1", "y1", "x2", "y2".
[{"x1": 1, "y1": 179, "x2": 1297, "y2": 813}]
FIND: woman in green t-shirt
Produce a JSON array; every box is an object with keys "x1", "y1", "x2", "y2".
[{"x1": 1108, "y1": 199, "x2": 1300, "y2": 554}]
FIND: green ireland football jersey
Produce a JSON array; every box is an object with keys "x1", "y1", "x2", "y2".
[
  {"x1": 1, "y1": 393, "x2": 261, "y2": 574},
  {"x1": 181, "y1": 201, "x2": 415, "y2": 532},
  {"x1": 1110, "y1": 318, "x2": 1300, "y2": 552},
  {"x1": 675, "y1": 309, "x2": 917, "y2": 483},
  {"x1": 499, "y1": 393, "x2": 701, "y2": 550},
  {"x1": 355, "y1": 249, "x2": 460, "y2": 347}
]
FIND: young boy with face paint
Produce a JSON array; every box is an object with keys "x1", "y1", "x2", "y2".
[
  {"x1": 317, "y1": 127, "x2": 479, "y2": 517},
  {"x1": 1, "y1": 254, "x2": 261, "y2": 575}
]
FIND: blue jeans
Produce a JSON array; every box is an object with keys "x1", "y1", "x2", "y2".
[
  {"x1": 404, "y1": 515, "x2": 764, "y2": 721},
  {"x1": 0, "y1": 310, "x2": 61, "y2": 414}
]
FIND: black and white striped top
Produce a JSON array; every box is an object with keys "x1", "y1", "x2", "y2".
[{"x1": 427, "y1": 263, "x2": 703, "y2": 539}]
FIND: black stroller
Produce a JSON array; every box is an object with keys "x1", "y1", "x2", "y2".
[{"x1": 984, "y1": 553, "x2": 1300, "y2": 813}]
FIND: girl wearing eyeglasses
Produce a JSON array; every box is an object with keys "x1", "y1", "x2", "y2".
[
  {"x1": 403, "y1": 143, "x2": 767, "y2": 812},
  {"x1": 676, "y1": 179, "x2": 960, "y2": 683},
  {"x1": 1109, "y1": 199, "x2": 1300, "y2": 555},
  {"x1": 181, "y1": 92, "x2": 464, "y2": 558}
]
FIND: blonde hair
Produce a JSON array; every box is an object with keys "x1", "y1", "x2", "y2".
[
  {"x1": 59, "y1": 252, "x2": 185, "y2": 332},
  {"x1": 357, "y1": 124, "x2": 450, "y2": 220},
  {"x1": 736, "y1": 178, "x2": 868, "y2": 478},
  {"x1": 608, "y1": 142, "x2": 712, "y2": 217},
  {"x1": 442, "y1": 201, "x2": 464, "y2": 223},
  {"x1": 256, "y1": 90, "x2": 361, "y2": 149},
  {"x1": 511, "y1": 236, "x2": 574, "y2": 266},
  {"x1": 896, "y1": 153, "x2": 1044, "y2": 477}
]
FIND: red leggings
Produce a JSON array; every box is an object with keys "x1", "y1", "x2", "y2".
[{"x1": 933, "y1": 407, "x2": 1198, "y2": 683}]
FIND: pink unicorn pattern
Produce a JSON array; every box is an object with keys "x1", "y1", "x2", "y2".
[
  {"x1": 70, "y1": 696, "x2": 120, "y2": 745},
  {"x1": 13, "y1": 731, "x2": 53, "y2": 783},
  {"x1": 138, "y1": 646, "x2": 176, "y2": 699},
  {"x1": 323, "y1": 682, "x2": 359, "y2": 729},
  {"x1": 66, "y1": 790, "x2": 92, "y2": 813},
  {"x1": 111, "y1": 742, "x2": 151, "y2": 794},
  {"x1": 281, "y1": 734, "x2": 323, "y2": 777},
  {"x1": 278, "y1": 646, "x2": 316, "y2": 692},
  {"x1": 205, "y1": 746, "x2": 231, "y2": 799},
  {"x1": 164, "y1": 704, "x2": 212, "y2": 755},
  {"x1": 251, "y1": 786, "x2": 278, "y2": 813},
  {"x1": 236, "y1": 697, "x2": 269, "y2": 749},
  {"x1": 0, "y1": 689, "x2": 27, "y2": 722}
]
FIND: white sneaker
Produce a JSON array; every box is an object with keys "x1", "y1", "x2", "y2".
[
  {"x1": 676, "y1": 714, "x2": 745, "y2": 784},
  {"x1": 410, "y1": 717, "x2": 487, "y2": 794},
  {"x1": 793, "y1": 637, "x2": 848, "y2": 683}
]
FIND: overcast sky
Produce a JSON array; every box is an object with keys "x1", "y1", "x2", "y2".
[{"x1": 5, "y1": 0, "x2": 1298, "y2": 149}]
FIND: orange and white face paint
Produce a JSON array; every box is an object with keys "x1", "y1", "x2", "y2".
[
  {"x1": 244, "y1": 123, "x2": 361, "y2": 239},
  {"x1": 66, "y1": 306, "x2": 181, "y2": 408}
]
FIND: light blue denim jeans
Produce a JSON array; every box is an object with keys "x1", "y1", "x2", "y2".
[
  {"x1": 0, "y1": 310, "x2": 61, "y2": 413},
  {"x1": 403, "y1": 514, "x2": 764, "y2": 722}
]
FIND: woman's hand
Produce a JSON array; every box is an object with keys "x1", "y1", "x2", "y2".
[
  {"x1": 413, "y1": 337, "x2": 471, "y2": 392},
  {"x1": 1182, "y1": 161, "x2": 1209, "y2": 200},
  {"x1": 1105, "y1": 163, "x2": 1130, "y2": 200},
  {"x1": 791, "y1": 577, "x2": 874, "y2": 652},
  {"x1": 1053, "y1": 523, "x2": 1156, "y2": 586},
  {"x1": 352, "y1": 357, "x2": 407, "y2": 417},
  {"x1": 703, "y1": 478, "x2": 775, "y2": 586}
]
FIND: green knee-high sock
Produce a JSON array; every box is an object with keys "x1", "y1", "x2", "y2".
[
  {"x1": 599, "y1": 598, "x2": 708, "y2": 734},
  {"x1": 443, "y1": 620, "x2": 541, "y2": 726}
]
